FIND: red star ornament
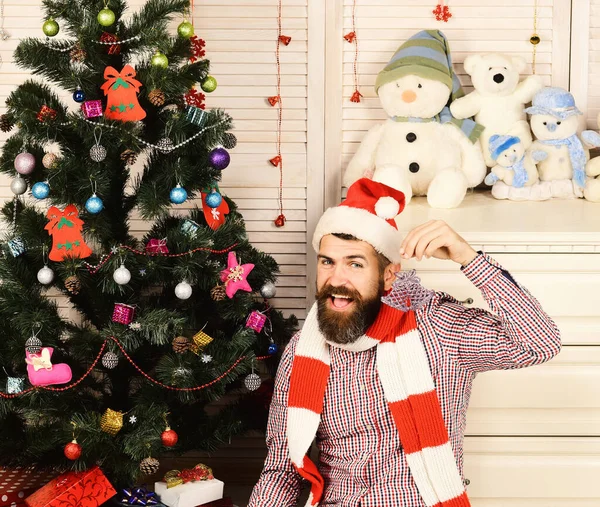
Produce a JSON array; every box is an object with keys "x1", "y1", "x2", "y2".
[{"x1": 219, "y1": 251, "x2": 254, "y2": 298}]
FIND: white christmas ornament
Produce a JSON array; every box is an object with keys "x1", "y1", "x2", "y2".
[
  {"x1": 113, "y1": 264, "x2": 131, "y2": 285},
  {"x1": 37, "y1": 265, "x2": 54, "y2": 285},
  {"x1": 175, "y1": 281, "x2": 192, "y2": 299}
]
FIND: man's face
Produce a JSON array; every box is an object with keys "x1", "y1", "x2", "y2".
[{"x1": 315, "y1": 235, "x2": 396, "y2": 344}]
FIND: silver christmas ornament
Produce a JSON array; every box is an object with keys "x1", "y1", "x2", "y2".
[
  {"x1": 7, "y1": 376, "x2": 24, "y2": 394},
  {"x1": 244, "y1": 373, "x2": 261, "y2": 391},
  {"x1": 102, "y1": 351, "x2": 119, "y2": 369},
  {"x1": 37, "y1": 265, "x2": 54, "y2": 285},
  {"x1": 113, "y1": 264, "x2": 131, "y2": 285},
  {"x1": 175, "y1": 281, "x2": 192, "y2": 300},
  {"x1": 156, "y1": 138, "x2": 174, "y2": 153},
  {"x1": 25, "y1": 336, "x2": 42, "y2": 354},
  {"x1": 90, "y1": 144, "x2": 107, "y2": 162},
  {"x1": 260, "y1": 281, "x2": 277, "y2": 299},
  {"x1": 10, "y1": 177, "x2": 27, "y2": 195}
]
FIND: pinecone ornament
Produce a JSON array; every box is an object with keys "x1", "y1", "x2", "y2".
[
  {"x1": 148, "y1": 89, "x2": 166, "y2": 107},
  {"x1": 0, "y1": 114, "x2": 13, "y2": 133},
  {"x1": 69, "y1": 46, "x2": 87, "y2": 63},
  {"x1": 139, "y1": 457, "x2": 160, "y2": 475},
  {"x1": 210, "y1": 284, "x2": 227, "y2": 301},
  {"x1": 172, "y1": 336, "x2": 190, "y2": 354},
  {"x1": 120, "y1": 149, "x2": 137, "y2": 166},
  {"x1": 64, "y1": 275, "x2": 81, "y2": 295},
  {"x1": 222, "y1": 132, "x2": 237, "y2": 150}
]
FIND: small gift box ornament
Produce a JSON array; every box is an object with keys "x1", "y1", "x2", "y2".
[
  {"x1": 180, "y1": 219, "x2": 201, "y2": 238},
  {"x1": 184, "y1": 106, "x2": 207, "y2": 127},
  {"x1": 6, "y1": 375, "x2": 24, "y2": 394},
  {"x1": 100, "y1": 408, "x2": 124, "y2": 436},
  {"x1": 8, "y1": 237, "x2": 25, "y2": 257},
  {"x1": 245, "y1": 311, "x2": 267, "y2": 333},
  {"x1": 112, "y1": 303, "x2": 135, "y2": 325},
  {"x1": 190, "y1": 330, "x2": 213, "y2": 355},
  {"x1": 81, "y1": 100, "x2": 103, "y2": 118},
  {"x1": 145, "y1": 238, "x2": 169, "y2": 254},
  {"x1": 37, "y1": 105, "x2": 58, "y2": 123}
]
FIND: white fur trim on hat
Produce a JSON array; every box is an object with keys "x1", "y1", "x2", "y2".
[
  {"x1": 312, "y1": 206, "x2": 403, "y2": 263},
  {"x1": 374, "y1": 196, "x2": 400, "y2": 219}
]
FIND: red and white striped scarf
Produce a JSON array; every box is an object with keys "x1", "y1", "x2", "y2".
[{"x1": 287, "y1": 302, "x2": 471, "y2": 507}]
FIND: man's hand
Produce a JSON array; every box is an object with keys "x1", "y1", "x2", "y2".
[{"x1": 400, "y1": 220, "x2": 478, "y2": 266}]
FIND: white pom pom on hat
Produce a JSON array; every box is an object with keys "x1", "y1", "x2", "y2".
[
  {"x1": 374, "y1": 196, "x2": 400, "y2": 219},
  {"x1": 312, "y1": 178, "x2": 406, "y2": 263}
]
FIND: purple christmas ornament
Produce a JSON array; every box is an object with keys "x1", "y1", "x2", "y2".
[
  {"x1": 209, "y1": 147, "x2": 230, "y2": 170},
  {"x1": 14, "y1": 152, "x2": 36, "y2": 175}
]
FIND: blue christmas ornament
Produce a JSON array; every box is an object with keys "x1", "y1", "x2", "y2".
[
  {"x1": 85, "y1": 194, "x2": 104, "y2": 214},
  {"x1": 170, "y1": 184, "x2": 188, "y2": 204},
  {"x1": 31, "y1": 181, "x2": 50, "y2": 199},
  {"x1": 73, "y1": 87, "x2": 86, "y2": 103},
  {"x1": 205, "y1": 190, "x2": 222, "y2": 208},
  {"x1": 268, "y1": 342, "x2": 278, "y2": 355}
]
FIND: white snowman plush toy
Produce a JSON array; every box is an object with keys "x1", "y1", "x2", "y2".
[
  {"x1": 525, "y1": 87, "x2": 600, "y2": 201},
  {"x1": 450, "y1": 53, "x2": 543, "y2": 167},
  {"x1": 343, "y1": 30, "x2": 486, "y2": 209}
]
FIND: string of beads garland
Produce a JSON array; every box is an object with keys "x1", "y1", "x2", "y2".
[
  {"x1": 83, "y1": 242, "x2": 239, "y2": 274},
  {"x1": 0, "y1": 336, "x2": 271, "y2": 399}
]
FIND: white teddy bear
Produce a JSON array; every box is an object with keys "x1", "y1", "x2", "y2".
[
  {"x1": 450, "y1": 53, "x2": 543, "y2": 167},
  {"x1": 525, "y1": 87, "x2": 600, "y2": 201},
  {"x1": 343, "y1": 30, "x2": 486, "y2": 209},
  {"x1": 484, "y1": 134, "x2": 549, "y2": 201},
  {"x1": 578, "y1": 112, "x2": 600, "y2": 202}
]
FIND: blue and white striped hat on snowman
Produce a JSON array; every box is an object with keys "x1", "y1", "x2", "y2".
[{"x1": 524, "y1": 87, "x2": 582, "y2": 120}]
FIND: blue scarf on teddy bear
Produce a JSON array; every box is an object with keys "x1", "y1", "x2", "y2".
[{"x1": 538, "y1": 135, "x2": 586, "y2": 188}]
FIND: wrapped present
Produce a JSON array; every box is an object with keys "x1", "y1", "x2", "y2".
[
  {"x1": 81, "y1": 100, "x2": 103, "y2": 118},
  {"x1": 117, "y1": 486, "x2": 164, "y2": 505},
  {"x1": 189, "y1": 331, "x2": 213, "y2": 355},
  {"x1": 8, "y1": 238, "x2": 25, "y2": 257},
  {"x1": 112, "y1": 303, "x2": 135, "y2": 325},
  {"x1": 37, "y1": 105, "x2": 57, "y2": 123},
  {"x1": 145, "y1": 238, "x2": 169, "y2": 255},
  {"x1": 0, "y1": 467, "x2": 57, "y2": 507},
  {"x1": 184, "y1": 106, "x2": 207, "y2": 127},
  {"x1": 25, "y1": 466, "x2": 115, "y2": 507},
  {"x1": 245, "y1": 311, "x2": 266, "y2": 333},
  {"x1": 155, "y1": 466, "x2": 223, "y2": 507},
  {"x1": 180, "y1": 219, "x2": 200, "y2": 238}
]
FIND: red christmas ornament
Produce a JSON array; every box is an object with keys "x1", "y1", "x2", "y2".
[
  {"x1": 161, "y1": 427, "x2": 179, "y2": 447},
  {"x1": 442, "y1": 5, "x2": 452, "y2": 22},
  {"x1": 189, "y1": 36, "x2": 206, "y2": 63},
  {"x1": 37, "y1": 105, "x2": 57, "y2": 123},
  {"x1": 350, "y1": 90, "x2": 363, "y2": 103},
  {"x1": 267, "y1": 95, "x2": 280, "y2": 107},
  {"x1": 274, "y1": 214, "x2": 286, "y2": 228},
  {"x1": 101, "y1": 65, "x2": 147, "y2": 122},
  {"x1": 433, "y1": 3, "x2": 452, "y2": 22},
  {"x1": 184, "y1": 88, "x2": 205, "y2": 109},
  {"x1": 278, "y1": 35, "x2": 292, "y2": 46},
  {"x1": 64, "y1": 439, "x2": 82, "y2": 460},
  {"x1": 100, "y1": 32, "x2": 120, "y2": 55},
  {"x1": 344, "y1": 31, "x2": 356, "y2": 43},
  {"x1": 201, "y1": 191, "x2": 229, "y2": 231},
  {"x1": 269, "y1": 155, "x2": 282, "y2": 167}
]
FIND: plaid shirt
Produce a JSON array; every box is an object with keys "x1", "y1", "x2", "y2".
[{"x1": 248, "y1": 253, "x2": 561, "y2": 507}]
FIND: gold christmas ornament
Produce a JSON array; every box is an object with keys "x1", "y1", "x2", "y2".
[{"x1": 100, "y1": 408, "x2": 124, "y2": 435}]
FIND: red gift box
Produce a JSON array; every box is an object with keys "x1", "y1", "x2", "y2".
[
  {"x1": 24, "y1": 466, "x2": 116, "y2": 507},
  {"x1": 145, "y1": 238, "x2": 169, "y2": 255},
  {"x1": 0, "y1": 467, "x2": 56, "y2": 507}
]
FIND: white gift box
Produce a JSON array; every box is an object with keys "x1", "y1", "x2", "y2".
[{"x1": 155, "y1": 479, "x2": 224, "y2": 507}]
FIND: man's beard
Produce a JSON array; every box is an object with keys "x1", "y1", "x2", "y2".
[{"x1": 316, "y1": 280, "x2": 383, "y2": 345}]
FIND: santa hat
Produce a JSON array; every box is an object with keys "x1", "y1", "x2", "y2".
[{"x1": 312, "y1": 178, "x2": 405, "y2": 264}]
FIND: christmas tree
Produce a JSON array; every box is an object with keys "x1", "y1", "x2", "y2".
[{"x1": 0, "y1": 0, "x2": 297, "y2": 487}]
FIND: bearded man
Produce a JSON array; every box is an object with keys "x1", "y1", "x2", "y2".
[{"x1": 248, "y1": 178, "x2": 561, "y2": 507}]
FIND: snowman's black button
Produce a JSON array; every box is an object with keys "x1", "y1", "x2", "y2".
[
  {"x1": 406, "y1": 132, "x2": 417, "y2": 143},
  {"x1": 409, "y1": 162, "x2": 420, "y2": 173}
]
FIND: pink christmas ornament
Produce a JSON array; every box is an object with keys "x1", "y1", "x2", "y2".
[
  {"x1": 246, "y1": 310, "x2": 267, "y2": 332},
  {"x1": 25, "y1": 347, "x2": 72, "y2": 386},
  {"x1": 112, "y1": 303, "x2": 135, "y2": 324},
  {"x1": 219, "y1": 251, "x2": 254, "y2": 298}
]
